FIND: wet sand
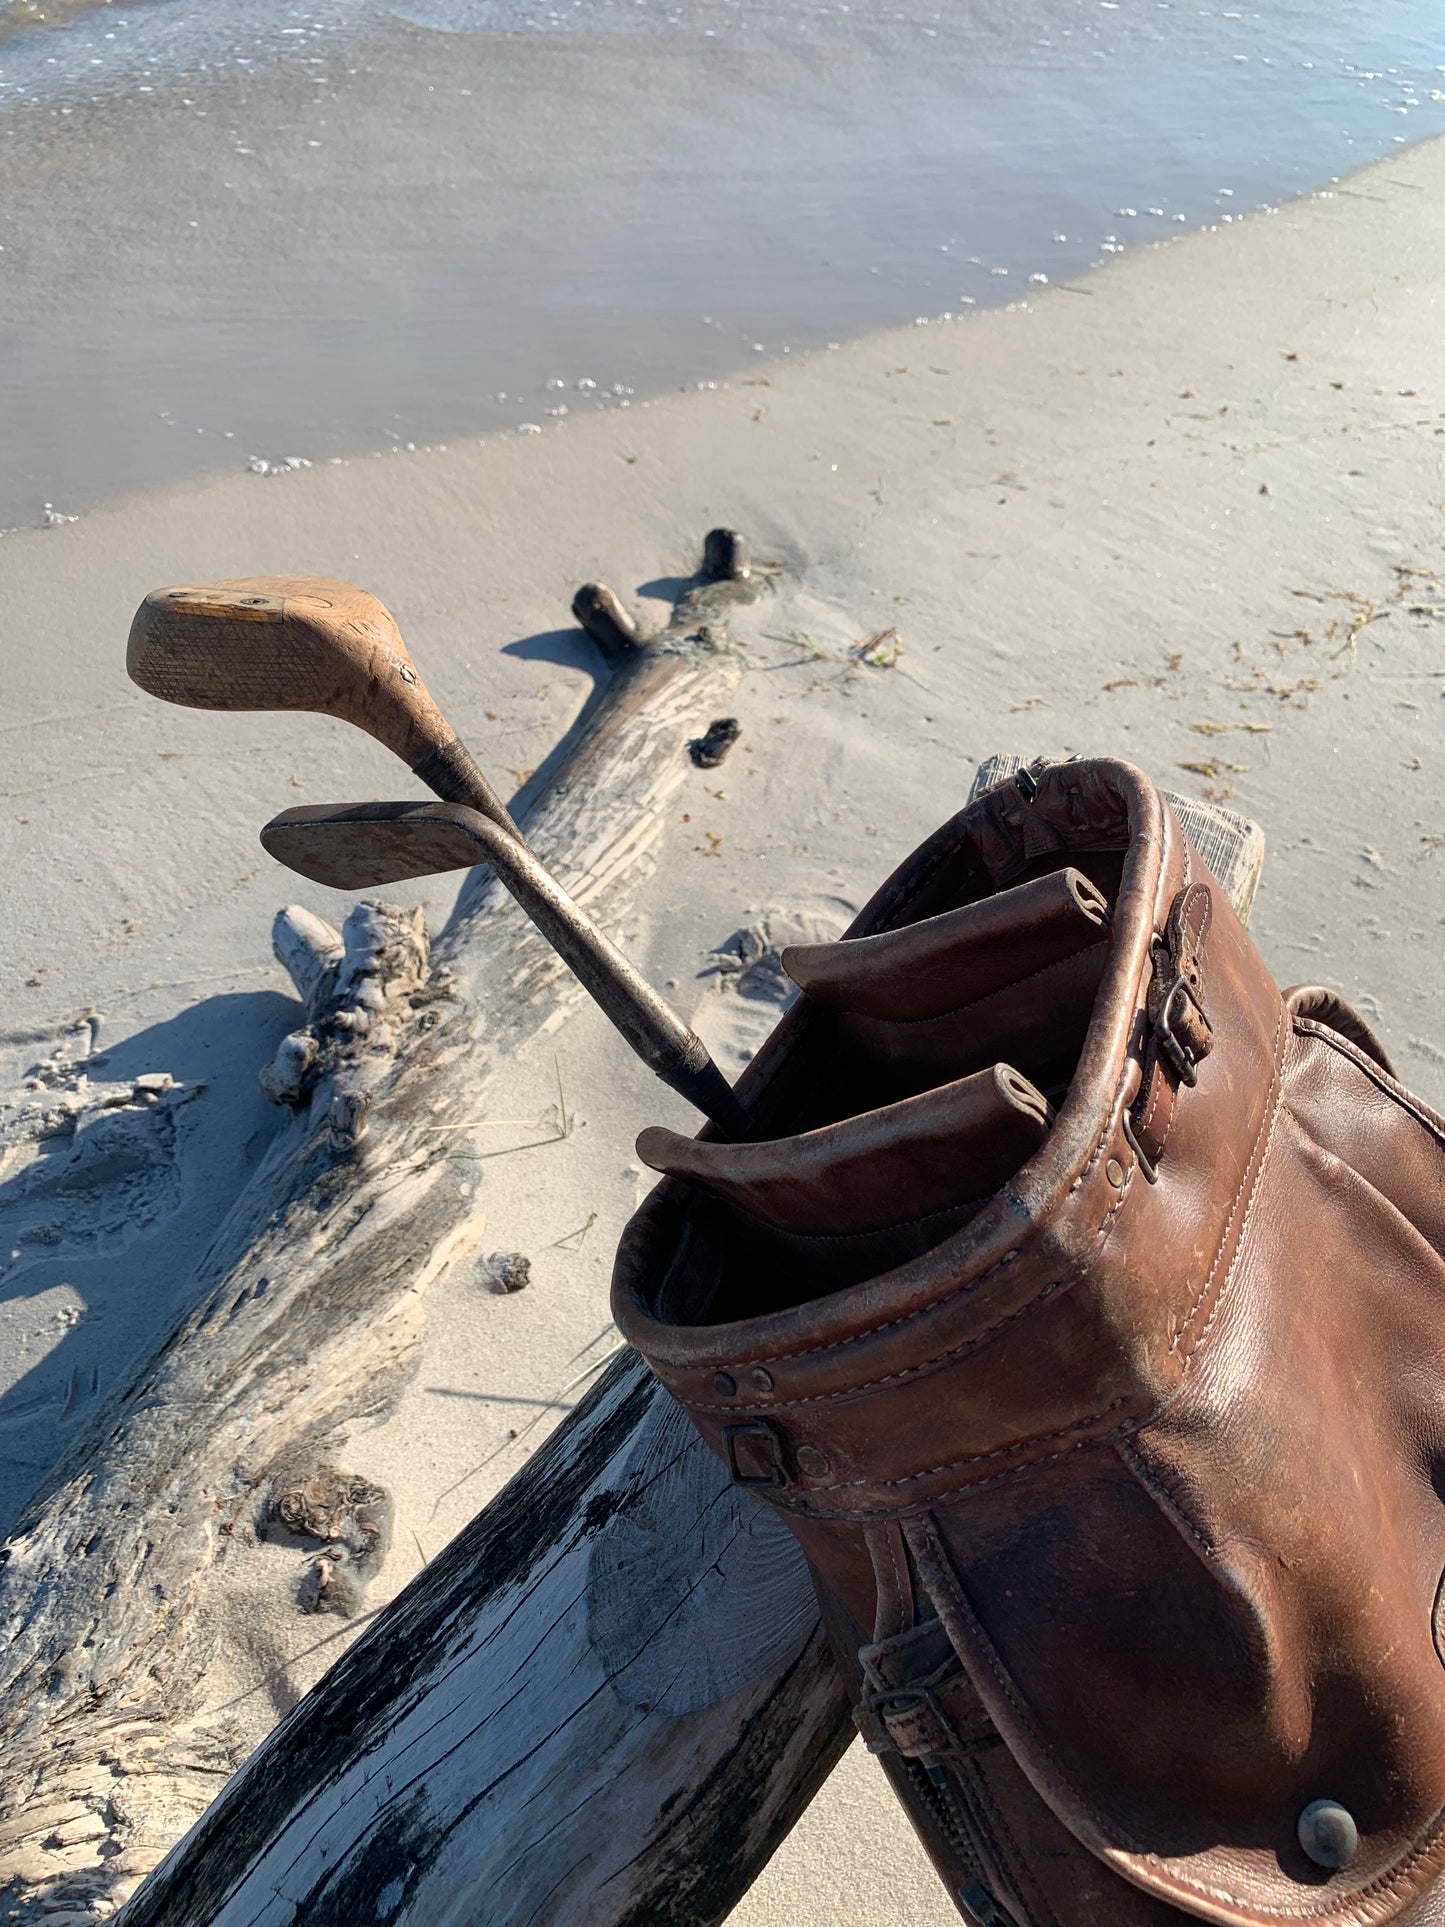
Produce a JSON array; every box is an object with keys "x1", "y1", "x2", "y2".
[
  {"x1": 2, "y1": 111, "x2": 1445, "y2": 1927},
  {"x1": 3, "y1": 0, "x2": 1444, "y2": 524}
]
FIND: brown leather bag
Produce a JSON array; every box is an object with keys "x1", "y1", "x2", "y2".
[{"x1": 612, "y1": 757, "x2": 1445, "y2": 1927}]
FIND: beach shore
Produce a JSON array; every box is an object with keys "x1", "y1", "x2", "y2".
[
  {"x1": 5, "y1": 0, "x2": 1443, "y2": 527},
  {"x1": 3, "y1": 134, "x2": 1445, "y2": 1919}
]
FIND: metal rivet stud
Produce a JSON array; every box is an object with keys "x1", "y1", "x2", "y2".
[
  {"x1": 796, "y1": 1444, "x2": 830, "y2": 1479},
  {"x1": 749, "y1": 1366, "x2": 775, "y2": 1395},
  {"x1": 1106, "y1": 1156, "x2": 1126, "y2": 1188},
  {"x1": 712, "y1": 1372, "x2": 737, "y2": 1398},
  {"x1": 1297, "y1": 1799, "x2": 1359, "y2": 1870}
]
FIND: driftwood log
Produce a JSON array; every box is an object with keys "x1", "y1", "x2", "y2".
[
  {"x1": 0, "y1": 528, "x2": 1265, "y2": 1924},
  {"x1": 0, "y1": 539, "x2": 856, "y2": 1926}
]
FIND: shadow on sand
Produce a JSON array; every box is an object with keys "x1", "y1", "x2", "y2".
[{"x1": 0, "y1": 987, "x2": 299, "y2": 1534}]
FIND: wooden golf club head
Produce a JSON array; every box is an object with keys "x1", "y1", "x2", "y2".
[
  {"x1": 261, "y1": 799, "x2": 752, "y2": 1138},
  {"x1": 260, "y1": 799, "x2": 493, "y2": 890},
  {"x1": 128, "y1": 577, "x2": 453, "y2": 759},
  {"x1": 128, "y1": 575, "x2": 520, "y2": 834}
]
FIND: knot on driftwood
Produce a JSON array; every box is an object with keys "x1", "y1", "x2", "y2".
[
  {"x1": 265, "y1": 1461, "x2": 393, "y2": 1618},
  {"x1": 261, "y1": 901, "x2": 451, "y2": 1147}
]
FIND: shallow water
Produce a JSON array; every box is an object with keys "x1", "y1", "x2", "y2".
[{"x1": 1, "y1": 0, "x2": 1442, "y2": 526}]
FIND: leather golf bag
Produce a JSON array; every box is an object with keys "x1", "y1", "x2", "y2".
[{"x1": 612, "y1": 758, "x2": 1445, "y2": 1927}]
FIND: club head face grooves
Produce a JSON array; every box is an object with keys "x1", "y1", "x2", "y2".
[{"x1": 127, "y1": 575, "x2": 449, "y2": 767}]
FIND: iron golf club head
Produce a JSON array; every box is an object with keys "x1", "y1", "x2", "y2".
[
  {"x1": 262, "y1": 799, "x2": 751, "y2": 1140},
  {"x1": 261, "y1": 798, "x2": 494, "y2": 890},
  {"x1": 128, "y1": 576, "x2": 518, "y2": 835}
]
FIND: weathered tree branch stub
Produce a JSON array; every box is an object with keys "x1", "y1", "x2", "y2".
[{"x1": 0, "y1": 546, "x2": 787, "y2": 1924}]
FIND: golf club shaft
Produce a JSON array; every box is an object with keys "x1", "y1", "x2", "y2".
[
  {"x1": 412, "y1": 737, "x2": 525, "y2": 843},
  {"x1": 461, "y1": 811, "x2": 750, "y2": 1138}
]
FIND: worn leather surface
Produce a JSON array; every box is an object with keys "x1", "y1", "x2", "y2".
[
  {"x1": 777, "y1": 864, "x2": 1114, "y2": 1112},
  {"x1": 638, "y1": 1064, "x2": 1050, "y2": 1313},
  {"x1": 613, "y1": 758, "x2": 1445, "y2": 1927}
]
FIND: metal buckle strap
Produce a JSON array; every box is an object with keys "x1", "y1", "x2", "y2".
[
  {"x1": 1122, "y1": 1106, "x2": 1160, "y2": 1185},
  {"x1": 1153, "y1": 967, "x2": 1211, "y2": 1087},
  {"x1": 1127, "y1": 884, "x2": 1215, "y2": 1180},
  {"x1": 854, "y1": 1655, "x2": 999, "y2": 1763},
  {"x1": 722, "y1": 1419, "x2": 787, "y2": 1487}
]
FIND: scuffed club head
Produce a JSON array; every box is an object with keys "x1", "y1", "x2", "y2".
[
  {"x1": 127, "y1": 576, "x2": 451, "y2": 768},
  {"x1": 261, "y1": 800, "x2": 495, "y2": 890}
]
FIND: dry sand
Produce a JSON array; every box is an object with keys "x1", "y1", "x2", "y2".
[{"x1": 3, "y1": 133, "x2": 1445, "y2": 1920}]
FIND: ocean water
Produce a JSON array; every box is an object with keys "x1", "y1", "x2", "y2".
[{"x1": 1, "y1": 0, "x2": 1442, "y2": 523}]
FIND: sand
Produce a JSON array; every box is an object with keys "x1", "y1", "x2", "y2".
[{"x1": 3, "y1": 132, "x2": 1445, "y2": 1920}]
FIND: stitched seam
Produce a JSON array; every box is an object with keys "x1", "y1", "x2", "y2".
[
  {"x1": 682, "y1": 1260, "x2": 1065, "y2": 1410},
  {"x1": 1182, "y1": 1076, "x2": 1286, "y2": 1376},
  {"x1": 848, "y1": 937, "x2": 1106, "y2": 1029},
  {"x1": 817, "y1": 1398, "x2": 1130, "y2": 1491},
  {"x1": 764, "y1": 1417, "x2": 1140, "y2": 1520},
  {"x1": 917, "y1": 1497, "x2": 1445, "y2": 1921},
  {"x1": 1096, "y1": 1145, "x2": 1135, "y2": 1237},
  {"x1": 918, "y1": 1417, "x2": 1137, "y2": 1500},
  {"x1": 1123, "y1": 1808, "x2": 1445, "y2": 1918},
  {"x1": 887, "y1": 1523, "x2": 912, "y2": 1635},
  {"x1": 1140, "y1": 1039, "x2": 1176, "y2": 1147},
  {"x1": 705, "y1": 1065, "x2": 1136, "y2": 1386},
  {"x1": 906, "y1": 1519, "x2": 1149, "y2": 1857},
  {"x1": 1183, "y1": 885, "x2": 1211, "y2": 1002},
  {"x1": 1073, "y1": 1093, "x2": 1120, "y2": 1193},
  {"x1": 1295, "y1": 1017, "x2": 1445, "y2": 1148},
  {"x1": 869, "y1": 1521, "x2": 909, "y2": 1641},
  {"x1": 1116, "y1": 1438, "x2": 1216, "y2": 1559},
  {"x1": 689, "y1": 1086, "x2": 1138, "y2": 1413},
  {"x1": 1166, "y1": 999, "x2": 1286, "y2": 1360}
]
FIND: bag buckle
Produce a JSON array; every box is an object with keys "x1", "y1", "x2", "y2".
[
  {"x1": 1148, "y1": 885, "x2": 1215, "y2": 1088},
  {"x1": 854, "y1": 1664, "x2": 997, "y2": 1763},
  {"x1": 1121, "y1": 1107, "x2": 1160, "y2": 1185},
  {"x1": 723, "y1": 1419, "x2": 787, "y2": 1488},
  {"x1": 1153, "y1": 970, "x2": 1208, "y2": 1086}
]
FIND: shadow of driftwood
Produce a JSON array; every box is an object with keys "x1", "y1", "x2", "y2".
[
  {"x1": 0, "y1": 987, "x2": 299, "y2": 1534},
  {"x1": 500, "y1": 624, "x2": 603, "y2": 676},
  {"x1": 633, "y1": 574, "x2": 690, "y2": 604}
]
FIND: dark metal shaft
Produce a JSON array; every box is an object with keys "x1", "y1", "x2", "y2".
[
  {"x1": 411, "y1": 737, "x2": 525, "y2": 842},
  {"x1": 262, "y1": 799, "x2": 752, "y2": 1139}
]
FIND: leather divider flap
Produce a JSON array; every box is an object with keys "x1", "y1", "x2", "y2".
[
  {"x1": 637, "y1": 1063, "x2": 1051, "y2": 1241},
  {"x1": 781, "y1": 865, "x2": 1109, "y2": 1020}
]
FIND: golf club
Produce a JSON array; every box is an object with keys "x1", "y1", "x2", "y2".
[
  {"x1": 127, "y1": 576, "x2": 521, "y2": 839},
  {"x1": 261, "y1": 798, "x2": 752, "y2": 1140}
]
